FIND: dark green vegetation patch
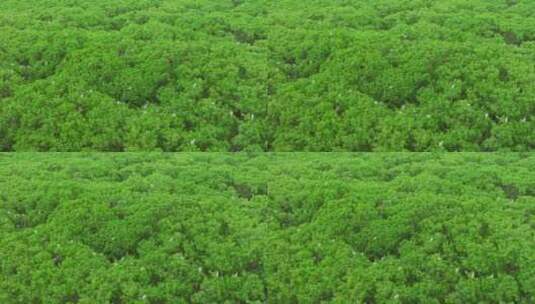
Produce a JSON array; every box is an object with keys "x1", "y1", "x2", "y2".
[
  {"x1": 1, "y1": 0, "x2": 534, "y2": 151},
  {"x1": 1, "y1": 153, "x2": 534, "y2": 303}
]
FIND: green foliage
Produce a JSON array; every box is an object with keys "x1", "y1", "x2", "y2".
[
  {"x1": 1, "y1": 153, "x2": 534, "y2": 303},
  {"x1": 0, "y1": 0, "x2": 534, "y2": 151}
]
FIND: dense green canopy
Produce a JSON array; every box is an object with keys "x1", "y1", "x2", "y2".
[
  {"x1": 1, "y1": 0, "x2": 534, "y2": 151},
  {"x1": 1, "y1": 153, "x2": 534, "y2": 303}
]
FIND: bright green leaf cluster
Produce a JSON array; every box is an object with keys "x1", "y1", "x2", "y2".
[
  {"x1": 1, "y1": 153, "x2": 534, "y2": 303},
  {"x1": 1, "y1": 0, "x2": 534, "y2": 151}
]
